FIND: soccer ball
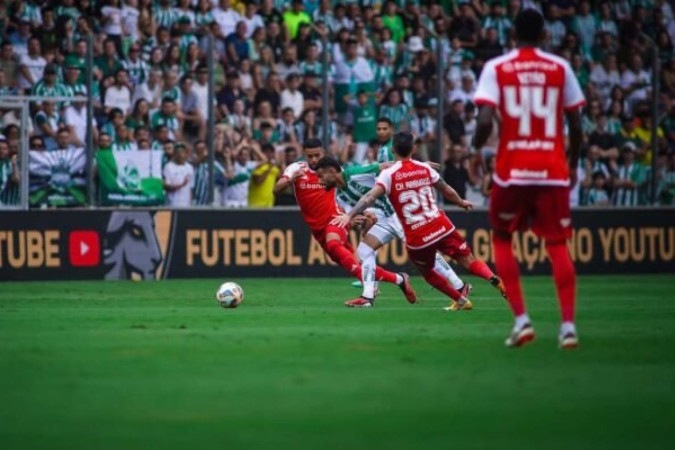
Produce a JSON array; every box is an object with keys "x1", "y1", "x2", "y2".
[{"x1": 216, "y1": 282, "x2": 244, "y2": 308}]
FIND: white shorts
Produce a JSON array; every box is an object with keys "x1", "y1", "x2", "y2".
[{"x1": 366, "y1": 209, "x2": 404, "y2": 245}]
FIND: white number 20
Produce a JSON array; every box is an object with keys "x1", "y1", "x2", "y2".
[
  {"x1": 399, "y1": 186, "x2": 438, "y2": 225},
  {"x1": 504, "y1": 86, "x2": 559, "y2": 138}
]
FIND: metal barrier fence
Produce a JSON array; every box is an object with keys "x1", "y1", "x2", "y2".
[{"x1": 0, "y1": 34, "x2": 668, "y2": 210}]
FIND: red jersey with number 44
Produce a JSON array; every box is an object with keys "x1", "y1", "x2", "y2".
[
  {"x1": 376, "y1": 160, "x2": 455, "y2": 250},
  {"x1": 281, "y1": 161, "x2": 340, "y2": 230},
  {"x1": 473, "y1": 47, "x2": 586, "y2": 187}
]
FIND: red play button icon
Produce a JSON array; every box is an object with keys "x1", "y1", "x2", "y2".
[{"x1": 69, "y1": 231, "x2": 100, "y2": 267}]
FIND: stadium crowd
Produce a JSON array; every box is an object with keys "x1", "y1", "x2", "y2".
[{"x1": 0, "y1": 0, "x2": 674, "y2": 208}]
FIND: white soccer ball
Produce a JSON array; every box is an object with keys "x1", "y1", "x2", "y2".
[{"x1": 216, "y1": 282, "x2": 244, "y2": 308}]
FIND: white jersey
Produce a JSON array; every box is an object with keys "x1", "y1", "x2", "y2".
[
  {"x1": 224, "y1": 160, "x2": 257, "y2": 205},
  {"x1": 163, "y1": 161, "x2": 194, "y2": 207}
]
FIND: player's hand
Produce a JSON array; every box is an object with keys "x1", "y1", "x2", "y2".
[
  {"x1": 426, "y1": 161, "x2": 442, "y2": 171},
  {"x1": 458, "y1": 199, "x2": 473, "y2": 211},
  {"x1": 360, "y1": 211, "x2": 378, "y2": 234},
  {"x1": 290, "y1": 167, "x2": 306, "y2": 181},
  {"x1": 330, "y1": 213, "x2": 351, "y2": 229}
]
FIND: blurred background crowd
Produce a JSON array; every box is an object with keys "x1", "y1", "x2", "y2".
[{"x1": 0, "y1": 0, "x2": 673, "y2": 209}]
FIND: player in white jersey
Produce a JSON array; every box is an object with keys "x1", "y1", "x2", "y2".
[{"x1": 315, "y1": 156, "x2": 469, "y2": 307}]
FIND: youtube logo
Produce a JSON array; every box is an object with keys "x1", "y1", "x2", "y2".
[{"x1": 69, "y1": 231, "x2": 101, "y2": 267}]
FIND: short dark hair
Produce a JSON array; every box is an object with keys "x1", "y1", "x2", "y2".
[
  {"x1": 377, "y1": 117, "x2": 393, "y2": 127},
  {"x1": 393, "y1": 131, "x2": 414, "y2": 157},
  {"x1": 314, "y1": 156, "x2": 342, "y2": 173},
  {"x1": 303, "y1": 138, "x2": 323, "y2": 150},
  {"x1": 515, "y1": 9, "x2": 544, "y2": 43}
]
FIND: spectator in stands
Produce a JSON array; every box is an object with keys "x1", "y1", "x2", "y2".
[
  {"x1": 249, "y1": 143, "x2": 281, "y2": 208},
  {"x1": 443, "y1": 142, "x2": 470, "y2": 202},
  {"x1": 179, "y1": 74, "x2": 206, "y2": 140},
  {"x1": 152, "y1": 98, "x2": 182, "y2": 141},
  {"x1": 222, "y1": 138, "x2": 265, "y2": 208},
  {"x1": 17, "y1": 37, "x2": 46, "y2": 93},
  {"x1": 163, "y1": 143, "x2": 194, "y2": 207},
  {"x1": 613, "y1": 142, "x2": 648, "y2": 206},
  {"x1": 0, "y1": 138, "x2": 20, "y2": 206},
  {"x1": 280, "y1": 73, "x2": 304, "y2": 119},
  {"x1": 104, "y1": 69, "x2": 133, "y2": 115}
]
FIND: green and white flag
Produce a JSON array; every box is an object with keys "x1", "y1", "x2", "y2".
[
  {"x1": 29, "y1": 149, "x2": 87, "y2": 207},
  {"x1": 97, "y1": 150, "x2": 165, "y2": 206}
]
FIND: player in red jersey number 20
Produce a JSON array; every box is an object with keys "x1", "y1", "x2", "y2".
[
  {"x1": 473, "y1": 9, "x2": 585, "y2": 349},
  {"x1": 273, "y1": 138, "x2": 417, "y2": 305},
  {"x1": 332, "y1": 132, "x2": 508, "y2": 311}
]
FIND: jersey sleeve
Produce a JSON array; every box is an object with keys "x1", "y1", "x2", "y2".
[
  {"x1": 280, "y1": 161, "x2": 302, "y2": 180},
  {"x1": 375, "y1": 169, "x2": 392, "y2": 195},
  {"x1": 563, "y1": 61, "x2": 586, "y2": 110},
  {"x1": 473, "y1": 60, "x2": 500, "y2": 107},
  {"x1": 429, "y1": 167, "x2": 440, "y2": 184}
]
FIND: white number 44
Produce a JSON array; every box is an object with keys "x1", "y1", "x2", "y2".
[{"x1": 504, "y1": 86, "x2": 559, "y2": 138}]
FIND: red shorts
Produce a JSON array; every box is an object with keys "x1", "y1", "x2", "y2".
[
  {"x1": 489, "y1": 184, "x2": 572, "y2": 241},
  {"x1": 311, "y1": 224, "x2": 353, "y2": 252},
  {"x1": 407, "y1": 229, "x2": 472, "y2": 269}
]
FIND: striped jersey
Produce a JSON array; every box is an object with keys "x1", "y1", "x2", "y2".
[
  {"x1": 376, "y1": 139, "x2": 394, "y2": 163},
  {"x1": 338, "y1": 163, "x2": 395, "y2": 217},
  {"x1": 0, "y1": 159, "x2": 20, "y2": 206},
  {"x1": 379, "y1": 104, "x2": 408, "y2": 131}
]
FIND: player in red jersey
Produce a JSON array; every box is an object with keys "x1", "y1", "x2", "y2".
[
  {"x1": 332, "y1": 132, "x2": 507, "y2": 310},
  {"x1": 472, "y1": 9, "x2": 585, "y2": 349},
  {"x1": 273, "y1": 138, "x2": 417, "y2": 303}
]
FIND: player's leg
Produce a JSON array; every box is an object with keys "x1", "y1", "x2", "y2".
[
  {"x1": 408, "y1": 245, "x2": 471, "y2": 310},
  {"x1": 489, "y1": 184, "x2": 534, "y2": 347},
  {"x1": 433, "y1": 252, "x2": 470, "y2": 295},
  {"x1": 533, "y1": 187, "x2": 577, "y2": 349},
  {"x1": 441, "y1": 229, "x2": 506, "y2": 298},
  {"x1": 347, "y1": 233, "x2": 386, "y2": 307}
]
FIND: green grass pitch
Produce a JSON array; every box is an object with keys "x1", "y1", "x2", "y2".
[{"x1": 1, "y1": 275, "x2": 674, "y2": 450}]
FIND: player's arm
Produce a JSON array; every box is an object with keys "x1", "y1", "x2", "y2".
[
  {"x1": 434, "y1": 178, "x2": 473, "y2": 210},
  {"x1": 330, "y1": 184, "x2": 386, "y2": 228},
  {"x1": 472, "y1": 105, "x2": 495, "y2": 151},
  {"x1": 273, "y1": 164, "x2": 305, "y2": 194},
  {"x1": 566, "y1": 108, "x2": 583, "y2": 186}
]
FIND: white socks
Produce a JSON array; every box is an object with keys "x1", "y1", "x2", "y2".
[
  {"x1": 433, "y1": 253, "x2": 464, "y2": 290},
  {"x1": 357, "y1": 242, "x2": 377, "y2": 299},
  {"x1": 515, "y1": 314, "x2": 531, "y2": 330},
  {"x1": 561, "y1": 322, "x2": 576, "y2": 336}
]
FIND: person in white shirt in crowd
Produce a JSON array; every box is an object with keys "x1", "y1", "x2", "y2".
[
  {"x1": 178, "y1": 73, "x2": 206, "y2": 140},
  {"x1": 241, "y1": 2, "x2": 264, "y2": 38},
  {"x1": 590, "y1": 54, "x2": 621, "y2": 100},
  {"x1": 222, "y1": 138, "x2": 266, "y2": 208},
  {"x1": 621, "y1": 54, "x2": 651, "y2": 112},
  {"x1": 213, "y1": 0, "x2": 241, "y2": 39},
  {"x1": 54, "y1": 128, "x2": 77, "y2": 152},
  {"x1": 122, "y1": 0, "x2": 141, "y2": 42},
  {"x1": 163, "y1": 143, "x2": 194, "y2": 207},
  {"x1": 100, "y1": 0, "x2": 124, "y2": 54},
  {"x1": 133, "y1": 69, "x2": 163, "y2": 110},
  {"x1": 280, "y1": 73, "x2": 304, "y2": 119},
  {"x1": 191, "y1": 65, "x2": 210, "y2": 121},
  {"x1": 63, "y1": 90, "x2": 95, "y2": 147},
  {"x1": 448, "y1": 74, "x2": 476, "y2": 106},
  {"x1": 104, "y1": 68, "x2": 132, "y2": 114},
  {"x1": 17, "y1": 37, "x2": 46, "y2": 93}
]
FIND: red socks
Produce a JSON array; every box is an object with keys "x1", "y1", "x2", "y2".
[
  {"x1": 422, "y1": 268, "x2": 462, "y2": 301},
  {"x1": 492, "y1": 233, "x2": 526, "y2": 316},
  {"x1": 468, "y1": 260, "x2": 495, "y2": 280},
  {"x1": 324, "y1": 239, "x2": 361, "y2": 279},
  {"x1": 324, "y1": 239, "x2": 399, "y2": 284},
  {"x1": 546, "y1": 241, "x2": 576, "y2": 323},
  {"x1": 375, "y1": 267, "x2": 398, "y2": 284}
]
